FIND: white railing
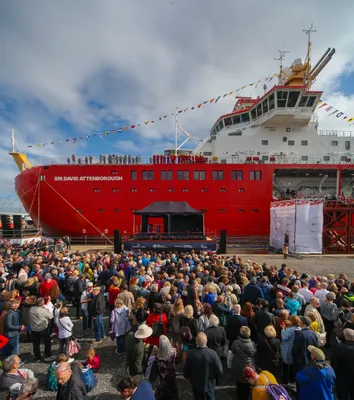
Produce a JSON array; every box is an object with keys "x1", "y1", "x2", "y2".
[
  {"x1": 318, "y1": 130, "x2": 354, "y2": 137},
  {"x1": 27, "y1": 155, "x2": 354, "y2": 167}
]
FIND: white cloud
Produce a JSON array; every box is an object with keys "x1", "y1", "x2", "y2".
[{"x1": 1, "y1": 0, "x2": 354, "y2": 205}]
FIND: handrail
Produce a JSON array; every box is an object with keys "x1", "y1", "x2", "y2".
[{"x1": 318, "y1": 130, "x2": 354, "y2": 137}]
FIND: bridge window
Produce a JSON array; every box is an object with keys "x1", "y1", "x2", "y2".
[
  {"x1": 301, "y1": 140, "x2": 308, "y2": 146},
  {"x1": 288, "y1": 140, "x2": 295, "y2": 146},
  {"x1": 262, "y1": 99, "x2": 269, "y2": 113},
  {"x1": 256, "y1": 103, "x2": 262, "y2": 117},
  {"x1": 277, "y1": 91, "x2": 288, "y2": 107},
  {"x1": 302, "y1": 156, "x2": 308, "y2": 161},
  {"x1": 269, "y1": 93, "x2": 275, "y2": 110},
  {"x1": 177, "y1": 170, "x2": 189, "y2": 180},
  {"x1": 218, "y1": 120, "x2": 224, "y2": 131},
  {"x1": 212, "y1": 170, "x2": 224, "y2": 180},
  {"x1": 299, "y1": 96, "x2": 308, "y2": 107},
  {"x1": 287, "y1": 91, "x2": 300, "y2": 107},
  {"x1": 345, "y1": 141, "x2": 350, "y2": 150},
  {"x1": 194, "y1": 170, "x2": 206, "y2": 180},
  {"x1": 332, "y1": 141, "x2": 338, "y2": 146},
  {"x1": 161, "y1": 170, "x2": 173, "y2": 180},
  {"x1": 262, "y1": 155, "x2": 269, "y2": 161},
  {"x1": 323, "y1": 156, "x2": 330, "y2": 161},
  {"x1": 93, "y1": 188, "x2": 100, "y2": 193},
  {"x1": 142, "y1": 170, "x2": 154, "y2": 180},
  {"x1": 341, "y1": 156, "x2": 347, "y2": 161},
  {"x1": 241, "y1": 113, "x2": 250, "y2": 123},
  {"x1": 306, "y1": 96, "x2": 317, "y2": 107},
  {"x1": 262, "y1": 140, "x2": 268, "y2": 145},
  {"x1": 232, "y1": 115, "x2": 241, "y2": 124},
  {"x1": 251, "y1": 108, "x2": 257, "y2": 120},
  {"x1": 112, "y1": 188, "x2": 119, "y2": 193},
  {"x1": 203, "y1": 152, "x2": 212, "y2": 156},
  {"x1": 224, "y1": 117, "x2": 232, "y2": 127},
  {"x1": 131, "y1": 170, "x2": 137, "y2": 180}
]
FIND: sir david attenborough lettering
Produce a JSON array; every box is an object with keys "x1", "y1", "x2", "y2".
[{"x1": 54, "y1": 176, "x2": 123, "y2": 181}]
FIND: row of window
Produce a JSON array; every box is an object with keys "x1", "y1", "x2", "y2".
[
  {"x1": 212, "y1": 91, "x2": 318, "y2": 136},
  {"x1": 260, "y1": 139, "x2": 350, "y2": 149},
  {"x1": 131, "y1": 170, "x2": 262, "y2": 181},
  {"x1": 92, "y1": 187, "x2": 249, "y2": 193},
  {"x1": 80, "y1": 208, "x2": 259, "y2": 213}
]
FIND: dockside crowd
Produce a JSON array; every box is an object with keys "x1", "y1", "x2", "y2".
[{"x1": 0, "y1": 239, "x2": 353, "y2": 400}]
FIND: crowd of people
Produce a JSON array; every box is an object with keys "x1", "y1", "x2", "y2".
[
  {"x1": 0, "y1": 238, "x2": 353, "y2": 400},
  {"x1": 66, "y1": 153, "x2": 207, "y2": 165}
]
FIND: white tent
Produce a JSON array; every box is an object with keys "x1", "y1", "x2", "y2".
[{"x1": 270, "y1": 200, "x2": 323, "y2": 254}]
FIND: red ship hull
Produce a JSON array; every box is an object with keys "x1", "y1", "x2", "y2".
[{"x1": 14, "y1": 163, "x2": 349, "y2": 238}]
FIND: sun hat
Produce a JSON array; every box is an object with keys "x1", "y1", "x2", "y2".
[
  {"x1": 134, "y1": 323, "x2": 153, "y2": 340},
  {"x1": 307, "y1": 345, "x2": 325, "y2": 361}
]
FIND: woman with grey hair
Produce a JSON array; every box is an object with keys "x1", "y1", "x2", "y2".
[
  {"x1": 205, "y1": 314, "x2": 227, "y2": 359},
  {"x1": 155, "y1": 335, "x2": 178, "y2": 400},
  {"x1": 230, "y1": 326, "x2": 256, "y2": 400}
]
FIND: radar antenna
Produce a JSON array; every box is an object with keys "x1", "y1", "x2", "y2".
[
  {"x1": 303, "y1": 22, "x2": 316, "y2": 90},
  {"x1": 274, "y1": 50, "x2": 290, "y2": 85}
]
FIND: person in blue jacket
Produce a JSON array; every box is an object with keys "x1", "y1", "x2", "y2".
[
  {"x1": 117, "y1": 376, "x2": 155, "y2": 400},
  {"x1": 296, "y1": 345, "x2": 336, "y2": 400},
  {"x1": 241, "y1": 277, "x2": 264, "y2": 306}
]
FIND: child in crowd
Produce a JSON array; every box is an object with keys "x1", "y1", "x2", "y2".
[
  {"x1": 307, "y1": 312, "x2": 319, "y2": 333},
  {"x1": 85, "y1": 348, "x2": 101, "y2": 372}
]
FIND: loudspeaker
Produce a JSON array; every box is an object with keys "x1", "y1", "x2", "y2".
[
  {"x1": 219, "y1": 230, "x2": 227, "y2": 254},
  {"x1": 1, "y1": 215, "x2": 12, "y2": 237},
  {"x1": 13, "y1": 215, "x2": 22, "y2": 236},
  {"x1": 114, "y1": 230, "x2": 121, "y2": 253}
]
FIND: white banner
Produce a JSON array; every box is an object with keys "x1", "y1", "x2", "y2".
[{"x1": 270, "y1": 200, "x2": 323, "y2": 254}]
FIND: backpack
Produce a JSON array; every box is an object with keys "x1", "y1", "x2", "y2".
[
  {"x1": 260, "y1": 373, "x2": 291, "y2": 400},
  {"x1": 266, "y1": 384, "x2": 291, "y2": 400},
  {"x1": 180, "y1": 319, "x2": 193, "y2": 343},
  {"x1": 47, "y1": 363, "x2": 58, "y2": 391},
  {"x1": 343, "y1": 292, "x2": 354, "y2": 307},
  {"x1": 82, "y1": 367, "x2": 98, "y2": 392}
]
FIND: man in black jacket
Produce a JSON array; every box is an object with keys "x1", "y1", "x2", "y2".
[
  {"x1": 73, "y1": 275, "x2": 85, "y2": 319},
  {"x1": 56, "y1": 362, "x2": 87, "y2": 400},
  {"x1": 331, "y1": 328, "x2": 354, "y2": 400},
  {"x1": 254, "y1": 299, "x2": 275, "y2": 336},
  {"x1": 184, "y1": 332, "x2": 223, "y2": 400},
  {"x1": 226, "y1": 304, "x2": 247, "y2": 347},
  {"x1": 89, "y1": 287, "x2": 106, "y2": 344},
  {"x1": 205, "y1": 314, "x2": 227, "y2": 360}
]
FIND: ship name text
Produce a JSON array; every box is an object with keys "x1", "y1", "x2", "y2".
[{"x1": 54, "y1": 176, "x2": 123, "y2": 182}]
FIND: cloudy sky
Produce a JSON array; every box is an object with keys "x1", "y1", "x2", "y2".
[{"x1": 1, "y1": 0, "x2": 354, "y2": 211}]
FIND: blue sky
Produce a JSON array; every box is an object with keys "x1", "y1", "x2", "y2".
[{"x1": 1, "y1": 0, "x2": 354, "y2": 211}]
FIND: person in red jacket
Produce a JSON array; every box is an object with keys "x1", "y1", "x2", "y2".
[
  {"x1": 85, "y1": 348, "x2": 101, "y2": 372},
  {"x1": 145, "y1": 303, "x2": 168, "y2": 347},
  {"x1": 39, "y1": 274, "x2": 58, "y2": 298}
]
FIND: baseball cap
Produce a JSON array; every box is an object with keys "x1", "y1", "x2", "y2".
[{"x1": 307, "y1": 345, "x2": 325, "y2": 361}]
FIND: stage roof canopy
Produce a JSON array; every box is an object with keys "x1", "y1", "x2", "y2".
[{"x1": 134, "y1": 201, "x2": 202, "y2": 216}]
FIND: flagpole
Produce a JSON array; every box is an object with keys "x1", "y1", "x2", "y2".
[{"x1": 175, "y1": 107, "x2": 178, "y2": 156}]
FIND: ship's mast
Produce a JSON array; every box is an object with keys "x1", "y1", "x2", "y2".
[
  {"x1": 274, "y1": 50, "x2": 290, "y2": 85},
  {"x1": 174, "y1": 107, "x2": 201, "y2": 154},
  {"x1": 11, "y1": 129, "x2": 15, "y2": 153},
  {"x1": 303, "y1": 22, "x2": 316, "y2": 90}
]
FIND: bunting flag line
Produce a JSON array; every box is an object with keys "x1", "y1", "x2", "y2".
[
  {"x1": 316, "y1": 99, "x2": 351, "y2": 123},
  {"x1": 26, "y1": 73, "x2": 354, "y2": 148}
]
